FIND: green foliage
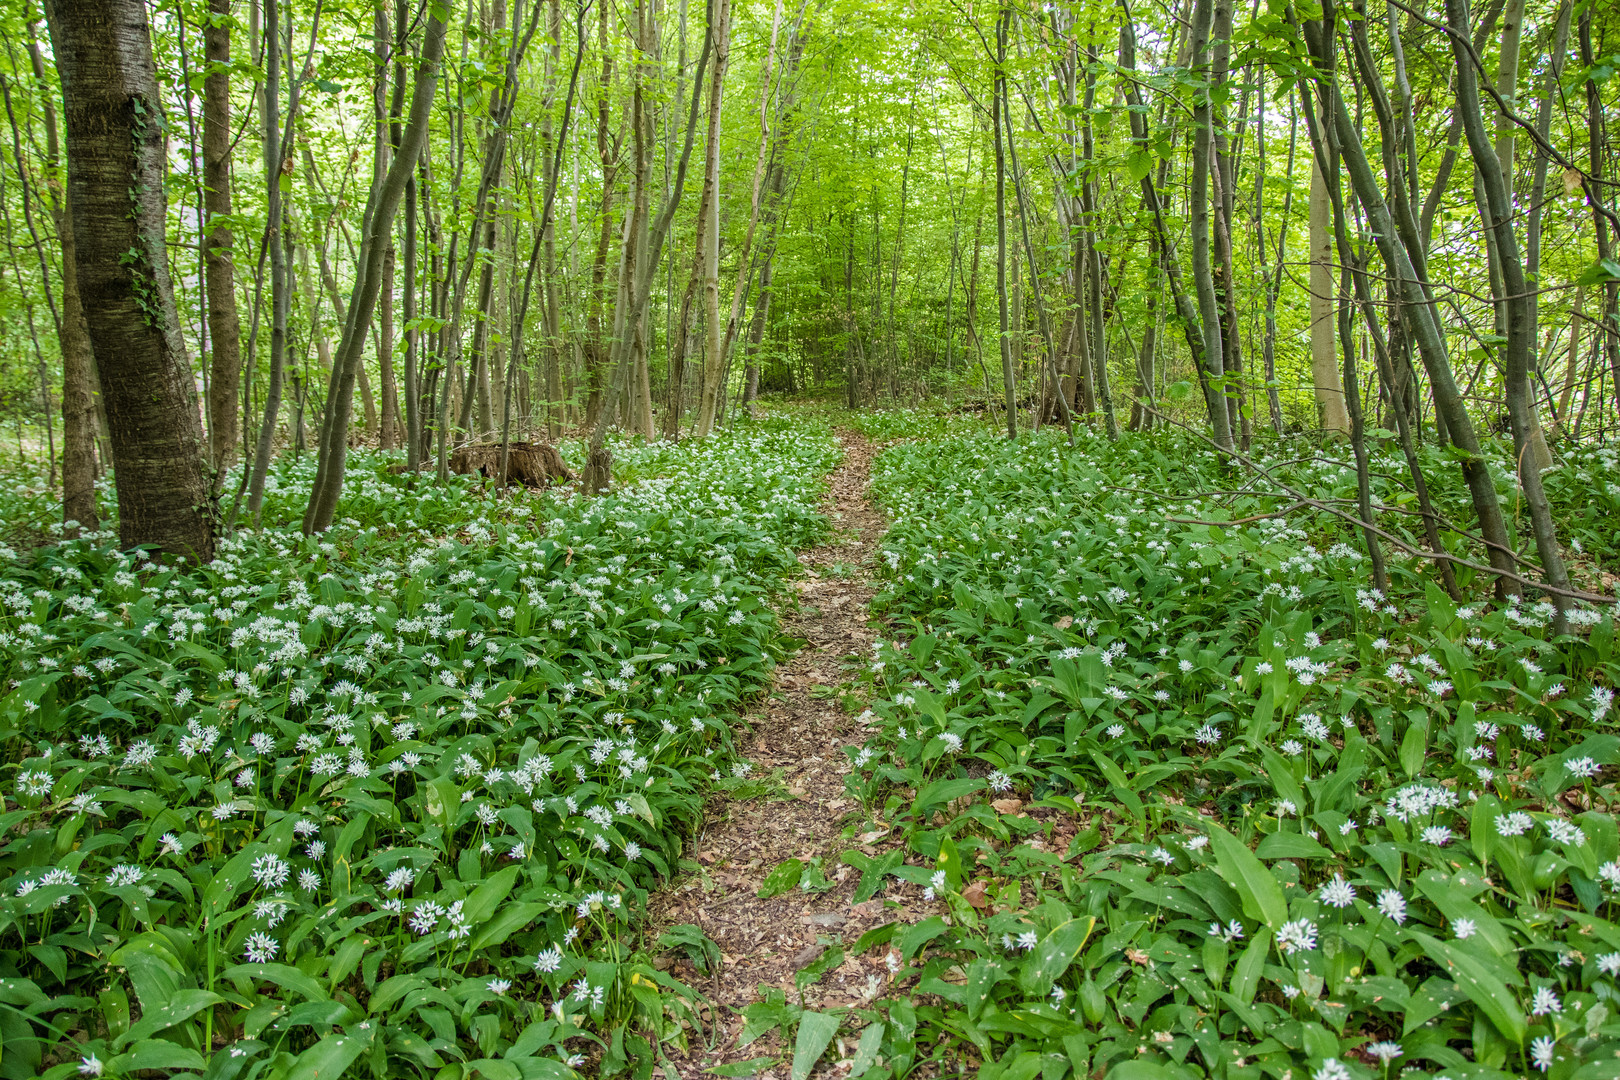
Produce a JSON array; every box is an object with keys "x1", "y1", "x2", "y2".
[
  {"x1": 826, "y1": 422, "x2": 1620, "y2": 1078},
  {"x1": 0, "y1": 421, "x2": 839, "y2": 1077}
]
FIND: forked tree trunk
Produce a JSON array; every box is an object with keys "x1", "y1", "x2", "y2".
[
  {"x1": 1447, "y1": 0, "x2": 1569, "y2": 628},
  {"x1": 581, "y1": 0, "x2": 714, "y2": 489},
  {"x1": 1118, "y1": 11, "x2": 1210, "y2": 421},
  {"x1": 1296, "y1": 4, "x2": 1519, "y2": 595},
  {"x1": 46, "y1": 0, "x2": 214, "y2": 561}
]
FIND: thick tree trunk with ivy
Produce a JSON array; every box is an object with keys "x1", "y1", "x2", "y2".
[{"x1": 46, "y1": 0, "x2": 215, "y2": 562}]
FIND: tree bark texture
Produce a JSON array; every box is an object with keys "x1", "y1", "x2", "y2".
[
  {"x1": 47, "y1": 0, "x2": 215, "y2": 561},
  {"x1": 1309, "y1": 160, "x2": 1350, "y2": 434},
  {"x1": 203, "y1": 0, "x2": 242, "y2": 481},
  {"x1": 694, "y1": 0, "x2": 732, "y2": 438}
]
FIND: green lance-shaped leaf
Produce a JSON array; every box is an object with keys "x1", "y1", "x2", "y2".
[
  {"x1": 1205, "y1": 820, "x2": 1289, "y2": 929},
  {"x1": 1412, "y1": 932, "x2": 1527, "y2": 1045},
  {"x1": 1017, "y1": 916, "x2": 1096, "y2": 996},
  {"x1": 791, "y1": 1011, "x2": 841, "y2": 1080}
]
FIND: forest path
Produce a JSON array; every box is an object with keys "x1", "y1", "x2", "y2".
[{"x1": 646, "y1": 432, "x2": 915, "y2": 1078}]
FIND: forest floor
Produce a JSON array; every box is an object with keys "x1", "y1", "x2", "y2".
[{"x1": 647, "y1": 433, "x2": 924, "y2": 1078}]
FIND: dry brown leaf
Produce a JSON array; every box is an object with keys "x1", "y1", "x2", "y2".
[{"x1": 792, "y1": 943, "x2": 826, "y2": 970}]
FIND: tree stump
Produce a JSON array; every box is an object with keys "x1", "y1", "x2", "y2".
[{"x1": 447, "y1": 442, "x2": 575, "y2": 487}]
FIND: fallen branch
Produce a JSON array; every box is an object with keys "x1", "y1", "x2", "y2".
[
  {"x1": 1161, "y1": 501, "x2": 1310, "y2": 526},
  {"x1": 1134, "y1": 405, "x2": 1616, "y2": 606}
]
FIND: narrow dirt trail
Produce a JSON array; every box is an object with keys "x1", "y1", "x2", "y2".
[{"x1": 648, "y1": 432, "x2": 918, "y2": 1077}]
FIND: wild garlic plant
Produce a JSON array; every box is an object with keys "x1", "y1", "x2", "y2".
[
  {"x1": 829, "y1": 423, "x2": 1619, "y2": 1080},
  {"x1": 0, "y1": 421, "x2": 838, "y2": 1078}
]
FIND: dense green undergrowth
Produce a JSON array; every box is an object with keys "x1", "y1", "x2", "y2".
[
  {"x1": 0, "y1": 422, "x2": 839, "y2": 1079},
  {"x1": 7, "y1": 407, "x2": 1620, "y2": 1080},
  {"x1": 812, "y1": 420, "x2": 1620, "y2": 1080}
]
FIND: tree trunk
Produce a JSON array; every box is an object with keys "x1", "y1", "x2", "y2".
[
  {"x1": 398, "y1": 0, "x2": 423, "y2": 470},
  {"x1": 715, "y1": 0, "x2": 797, "y2": 429},
  {"x1": 542, "y1": 0, "x2": 565, "y2": 440},
  {"x1": 694, "y1": 0, "x2": 732, "y2": 438},
  {"x1": 26, "y1": 20, "x2": 99, "y2": 531},
  {"x1": 1211, "y1": 0, "x2": 1248, "y2": 447},
  {"x1": 1579, "y1": 10, "x2": 1620, "y2": 414},
  {"x1": 623, "y1": 24, "x2": 656, "y2": 441},
  {"x1": 246, "y1": 0, "x2": 295, "y2": 519},
  {"x1": 1074, "y1": 49, "x2": 1110, "y2": 434},
  {"x1": 994, "y1": 3, "x2": 1017, "y2": 439},
  {"x1": 56, "y1": 188, "x2": 99, "y2": 532},
  {"x1": 1492, "y1": 0, "x2": 1527, "y2": 190},
  {"x1": 1296, "y1": 3, "x2": 1519, "y2": 594},
  {"x1": 374, "y1": 1, "x2": 398, "y2": 451},
  {"x1": 1555, "y1": 285, "x2": 1584, "y2": 434},
  {"x1": 581, "y1": 0, "x2": 714, "y2": 489},
  {"x1": 501, "y1": 0, "x2": 588, "y2": 476},
  {"x1": 742, "y1": 249, "x2": 773, "y2": 410},
  {"x1": 202, "y1": 0, "x2": 242, "y2": 486},
  {"x1": 1189, "y1": 0, "x2": 1231, "y2": 450},
  {"x1": 1309, "y1": 160, "x2": 1350, "y2": 435},
  {"x1": 379, "y1": 246, "x2": 399, "y2": 448},
  {"x1": 46, "y1": 0, "x2": 215, "y2": 561},
  {"x1": 1521, "y1": 0, "x2": 1572, "y2": 468},
  {"x1": 1001, "y1": 63, "x2": 1073, "y2": 439},
  {"x1": 1118, "y1": 11, "x2": 1210, "y2": 416},
  {"x1": 1446, "y1": 0, "x2": 1569, "y2": 627},
  {"x1": 1259, "y1": 81, "x2": 1294, "y2": 436},
  {"x1": 582, "y1": 0, "x2": 620, "y2": 432},
  {"x1": 303, "y1": 7, "x2": 450, "y2": 533}
]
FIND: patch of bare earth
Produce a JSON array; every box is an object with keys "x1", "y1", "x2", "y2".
[{"x1": 645, "y1": 432, "x2": 919, "y2": 1077}]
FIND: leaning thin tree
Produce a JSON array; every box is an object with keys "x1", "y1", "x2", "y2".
[{"x1": 302, "y1": 3, "x2": 452, "y2": 535}]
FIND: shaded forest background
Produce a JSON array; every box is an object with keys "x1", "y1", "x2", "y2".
[{"x1": 0, "y1": 0, "x2": 1617, "y2": 594}]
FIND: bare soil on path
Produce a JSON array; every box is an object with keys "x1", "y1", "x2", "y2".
[{"x1": 647, "y1": 432, "x2": 924, "y2": 1077}]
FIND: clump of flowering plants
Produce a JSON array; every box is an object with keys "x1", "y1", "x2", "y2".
[
  {"x1": 0, "y1": 421, "x2": 838, "y2": 1078},
  {"x1": 829, "y1": 421, "x2": 1620, "y2": 1080}
]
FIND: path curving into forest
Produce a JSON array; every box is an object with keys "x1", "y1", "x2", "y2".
[{"x1": 646, "y1": 432, "x2": 916, "y2": 1077}]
